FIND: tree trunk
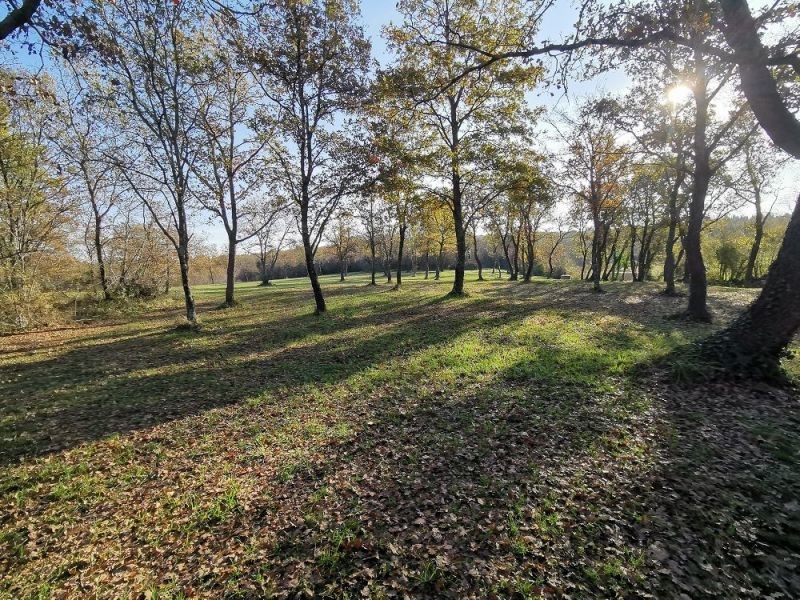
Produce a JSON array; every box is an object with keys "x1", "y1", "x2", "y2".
[
  {"x1": 93, "y1": 211, "x2": 111, "y2": 301},
  {"x1": 177, "y1": 243, "x2": 196, "y2": 323},
  {"x1": 510, "y1": 236, "x2": 520, "y2": 281},
  {"x1": 435, "y1": 245, "x2": 442, "y2": 280},
  {"x1": 472, "y1": 227, "x2": 483, "y2": 281},
  {"x1": 395, "y1": 224, "x2": 406, "y2": 287},
  {"x1": 523, "y1": 228, "x2": 535, "y2": 283},
  {"x1": 424, "y1": 251, "x2": 430, "y2": 279},
  {"x1": 662, "y1": 167, "x2": 685, "y2": 294},
  {"x1": 685, "y1": 46, "x2": 712, "y2": 321},
  {"x1": 745, "y1": 201, "x2": 764, "y2": 282},
  {"x1": 340, "y1": 258, "x2": 346, "y2": 281},
  {"x1": 301, "y1": 218, "x2": 325, "y2": 313},
  {"x1": 591, "y1": 211, "x2": 602, "y2": 292},
  {"x1": 700, "y1": 196, "x2": 800, "y2": 375},
  {"x1": 224, "y1": 233, "x2": 236, "y2": 307},
  {"x1": 451, "y1": 203, "x2": 466, "y2": 294},
  {"x1": 370, "y1": 240, "x2": 377, "y2": 285}
]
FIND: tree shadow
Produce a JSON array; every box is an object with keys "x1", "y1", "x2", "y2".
[{"x1": 2, "y1": 279, "x2": 796, "y2": 598}]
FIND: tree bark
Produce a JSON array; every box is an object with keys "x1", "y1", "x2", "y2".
[
  {"x1": 395, "y1": 223, "x2": 406, "y2": 287},
  {"x1": 224, "y1": 233, "x2": 236, "y2": 306},
  {"x1": 177, "y1": 243, "x2": 196, "y2": 323},
  {"x1": 693, "y1": 0, "x2": 800, "y2": 374},
  {"x1": 700, "y1": 196, "x2": 800, "y2": 375},
  {"x1": 590, "y1": 210, "x2": 602, "y2": 292},
  {"x1": 300, "y1": 206, "x2": 325, "y2": 313},
  {"x1": 685, "y1": 44, "x2": 712, "y2": 321},
  {"x1": 472, "y1": 227, "x2": 483, "y2": 281},
  {"x1": 744, "y1": 190, "x2": 764, "y2": 283},
  {"x1": 92, "y1": 210, "x2": 111, "y2": 301},
  {"x1": 0, "y1": 0, "x2": 41, "y2": 41}
]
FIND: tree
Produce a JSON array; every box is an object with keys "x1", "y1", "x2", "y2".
[
  {"x1": 242, "y1": 0, "x2": 371, "y2": 314},
  {"x1": 386, "y1": 0, "x2": 540, "y2": 296},
  {"x1": 733, "y1": 131, "x2": 786, "y2": 283},
  {"x1": 327, "y1": 211, "x2": 359, "y2": 282},
  {"x1": 544, "y1": 217, "x2": 569, "y2": 278},
  {"x1": 50, "y1": 63, "x2": 123, "y2": 301},
  {"x1": 356, "y1": 190, "x2": 381, "y2": 285},
  {"x1": 507, "y1": 160, "x2": 553, "y2": 283},
  {"x1": 242, "y1": 200, "x2": 291, "y2": 286},
  {"x1": 696, "y1": 0, "x2": 800, "y2": 376},
  {"x1": 84, "y1": 0, "x2": 204, "y2": 325},
  {"x1": 469, "y1": 218, "x2": 484, "y2": 281},
  {"x1": 192, "y1": 33, "x2": 272, "y2": 307},
  {"x1": 0, "y1": 74, "x2": 73, "y2": 296},
  {"x1": 559, "y1": 103, "x2": 629, "y2": 292}
]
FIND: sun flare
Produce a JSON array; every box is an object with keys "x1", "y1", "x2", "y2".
[{"x1": 667, "y1": 84, "x2": 693, "y2": 105}]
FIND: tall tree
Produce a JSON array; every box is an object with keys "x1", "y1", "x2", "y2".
[
  {"x1": 192, "y1": 33, "x2": 272, "y2": 307},
  {"x1": 84, "y1": 0, "x2": 204, "y2": 324},
  {"x1": 242, "y1": 0, "x2": 371, "y2": 314},
  {"x1": 696, "y1": 0, "x2": 800, "y2": 376},
  {"x1": 386, "y1": 0, "x2": 539, "y2": 296},
  {"x1": 0, "y1": 73, "x2": 73, "y2": 297},
  {"x1": 559, "y1": 103, "x2": 629, "y2": 292},
  {"x1": 50, "y1": 64, "x2": 123, "y2": 301}
]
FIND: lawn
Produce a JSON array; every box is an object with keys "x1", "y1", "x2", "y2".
[{"x1": 1, "y1": 273, "x2": 799, "y2": 598}]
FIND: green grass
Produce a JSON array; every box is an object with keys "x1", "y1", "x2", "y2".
[{"x1": 1, "y1": 271, "x2": 798, "y2": 598}]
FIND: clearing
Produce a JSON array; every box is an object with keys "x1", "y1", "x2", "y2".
[{"x1": 1, "y1": 274, "x2": 799, "y2": 598}]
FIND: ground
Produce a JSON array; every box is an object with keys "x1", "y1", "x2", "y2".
[{"x1": 1, "y1": 273, "x2": 799, "y2": 599}]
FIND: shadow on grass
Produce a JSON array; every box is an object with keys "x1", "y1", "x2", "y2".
[
  {"x1": 2, "y1": 278, "x2": 797, "y2": 598},
  {"x1": 0, "y1": 286, "x2": 514, "y2": 465}
]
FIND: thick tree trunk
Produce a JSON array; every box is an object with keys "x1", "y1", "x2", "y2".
[
  {"x1": 340, "y1": 259, "x2": 346, "y2": 281},
  {"x1": 523, "y1": 230, "x2": 534, "y2": 283},
  {"x1": 686, "y1": 49, "x2": 712, "y2": 321},
  {"x1": 0, "y1": 0, "x2": 41, "y2": 41},
  {"x1": 424, "y1": 251, "x2": 430, "y2": 279},
  {"x1": 700, "y1": 197, "x2": 800, "y2": 375},
  {"x1": 699, "y1": 0, "x2": 800, "y2": 374},
  {"x1": 451, "y1": 203, "x2": 466, "y2": 295},
  {"x1": 719, "y1": 0, "x2": 800, "y2": 160},
  {"x1": 435, "y1": 246, "x2": 442, "y2": 280},
  {"x1": 224, "y1": 233, "x2": 236, "y2": 307}
]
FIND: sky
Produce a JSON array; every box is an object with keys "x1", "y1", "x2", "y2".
[{"x1": 6, "y1": 0, "x2": 793, "y2": 248}]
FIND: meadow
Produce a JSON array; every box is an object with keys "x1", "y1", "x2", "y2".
[{"x1": 1, "y1": 273, "x2": 798, "y2": 598}]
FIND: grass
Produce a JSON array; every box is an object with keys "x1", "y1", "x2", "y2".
[{"x1": 1, "y1": 271, "x2": 799, "y2": 598}]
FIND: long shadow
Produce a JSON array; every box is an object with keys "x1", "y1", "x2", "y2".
[
  {"x1": 3, "y1": 279, "x2": 797, "y2": 597},
  {"x1": 0, "y1": 289, "x2": 511, "y2": 465},
  {"x1": 141, "y1": 331, "x2": 665, "y2": 597}
]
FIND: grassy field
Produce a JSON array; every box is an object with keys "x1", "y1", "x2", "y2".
[{"x1": 1, "y1": 272, "x2": 799, "y2": 598}]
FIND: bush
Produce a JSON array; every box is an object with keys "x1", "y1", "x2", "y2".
[{"x1": 0, "y1": 285, "x2": 63, "y2": 332}]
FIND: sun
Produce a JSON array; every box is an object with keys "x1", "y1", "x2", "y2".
[{"x1": 667, "y1": 84, "x2": 693, "y2": 105}]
